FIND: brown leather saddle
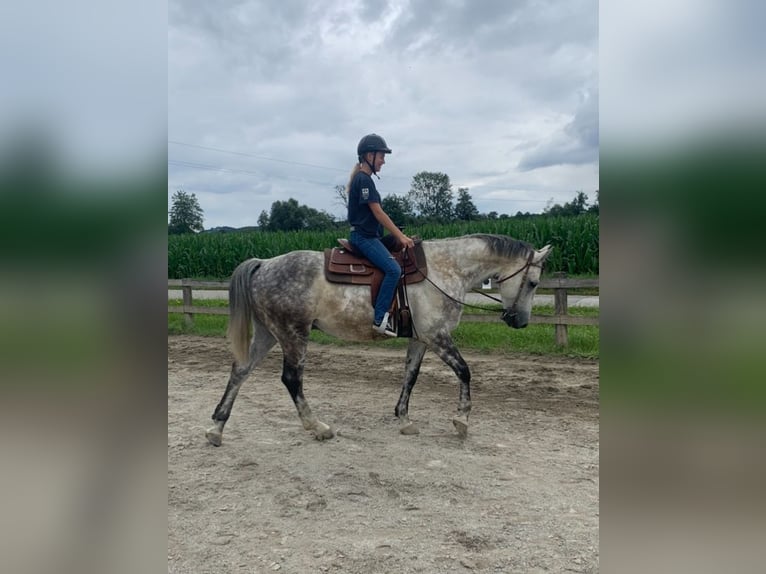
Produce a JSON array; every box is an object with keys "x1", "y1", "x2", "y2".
[{"x1": 324, "y1": 238, "x2": 428, "y2": 336}]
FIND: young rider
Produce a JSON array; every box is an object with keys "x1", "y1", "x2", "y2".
[{"x1": 346, "y1": 133, "x2": 415, "y2": 336}]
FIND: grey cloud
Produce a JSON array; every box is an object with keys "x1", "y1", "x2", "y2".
[
  {"x1": 388, "y1": 0, "x2": 596, "y2": 56},
  {"x1": 517, "y1": 88, "x2": 598, "y2": 171},
  {"x1": 170, "y1": 0, "x2": 314, "y2": 77},
  {"x1": 169, "y1": 0, "x2": 599, "y2": 226}
]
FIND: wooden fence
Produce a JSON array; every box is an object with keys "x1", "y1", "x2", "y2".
[{"x1": 168, "y1": 273, "x2": 598, "y2": 347}]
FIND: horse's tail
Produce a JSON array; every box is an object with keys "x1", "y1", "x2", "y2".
[{"x1": 227, "y1": 258, "x2": 263, "y2": 365}]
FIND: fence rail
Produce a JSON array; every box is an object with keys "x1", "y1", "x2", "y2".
[{"x1": 168, "y1": 274, "x2": 598, "y2": 347}]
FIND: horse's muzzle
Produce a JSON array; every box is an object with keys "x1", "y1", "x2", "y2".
[{"x1": 501, "y1": 308, "x2": 528, "y2": 329}]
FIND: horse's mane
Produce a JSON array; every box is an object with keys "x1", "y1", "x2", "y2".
[{"x1": 470, "y1": 234, "x2": 534, "y2": 260}]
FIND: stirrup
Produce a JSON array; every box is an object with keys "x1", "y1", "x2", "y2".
[{"x1": 373, "y1": 312, "x2": 397, "y2": 337}]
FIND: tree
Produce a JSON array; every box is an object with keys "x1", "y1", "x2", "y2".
[
  {"x1": 381, "y1": 194, "x2": 414, "y2": 228},
  {"x1": 268, "y1": 198, "x2": 306, "y2": 231},
  {"x1": 168, "y1": 189, "x2": 204, "y2": 234},
  {"x1": 544, "y1": 191, "x2": 590, "y2": 217},
  {"x1": 266, "y1": 197, "x2": 337, "y2": 231},
  {"x1": 570, "y1": 191, "x2": 588, "y2": 215},
  {"x1": 454, "y1": 187, "x2": 479, "y2": 221},
  {"x1": 587, "y1": 189, "x2": 599, "y2": 214},
  {"x1": 302, "y1": 206, "x2": 336, "y2": 230},
  {"x1": 257, "y1": 210, "x2": 270, "y2": 229},
  {"x1": 333, "y1": 184, "x2": 348, "y2": 210},
  {"x1": 407, "y1": 171, "x2": 453, "y2": 221}
]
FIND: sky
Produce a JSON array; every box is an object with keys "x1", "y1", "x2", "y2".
[{"x1": 168, "y1": 0, "x2": 599, "y2": 229}]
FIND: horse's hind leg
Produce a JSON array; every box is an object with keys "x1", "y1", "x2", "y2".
[
  {"x1": 205, "y1": 324, "x2": 276, "y2": 446},
  {"x1": 430, "y1": 335, "x2": 472, "y2": 438},
  {"x1": 279, "y1": 337, "x2": 334, "y2": 441},
  {"x1": 395, "y1": 339, "x2": 428, "y2": 435}
]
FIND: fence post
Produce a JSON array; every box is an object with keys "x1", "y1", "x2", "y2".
[
  {"x1": 553, "y1": 272, "x2": 568, "y2": 347},
  {"x1": 182, "y1": 280, "x2": 194, "y2": 328}
]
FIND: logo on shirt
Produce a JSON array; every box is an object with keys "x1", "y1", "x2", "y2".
[{"x1": 361, "y1": 187, "x2": 370, "y2": 200}]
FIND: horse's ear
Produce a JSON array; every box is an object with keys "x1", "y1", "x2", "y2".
[{"x1": 536, "y1": 244, "x2": 553, "y2": 263}]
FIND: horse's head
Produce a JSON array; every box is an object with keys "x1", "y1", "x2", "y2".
[{"x1": 497, "y1": 244, "x2": 552, "y2": 328}]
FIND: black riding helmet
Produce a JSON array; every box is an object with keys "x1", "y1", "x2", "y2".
[{"x1": 357, "y1": 133, "x2": 392, "y2": 176}]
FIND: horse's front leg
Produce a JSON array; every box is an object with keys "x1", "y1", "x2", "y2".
[
  {"x1": 430, "y1": 334, "x2": 472, "y2": 438},
  {"x1": 395, "y1": 339, "x2": 428, "y2": 435},
  {"x1": 280, "y1": 343, "x2": 334, "y2": 441}
]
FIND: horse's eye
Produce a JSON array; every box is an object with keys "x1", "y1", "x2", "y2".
[{"x1": 529, "y1": 280, "x2": 538, "y2": 288}]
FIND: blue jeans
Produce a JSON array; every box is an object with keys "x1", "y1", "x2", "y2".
[{"x1": 350, "y1": 231, "x2": 401, "y2": 324}]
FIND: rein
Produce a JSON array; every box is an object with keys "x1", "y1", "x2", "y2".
[{"x1": 404, "y1": 247, "x2": 538, "y2": 311}]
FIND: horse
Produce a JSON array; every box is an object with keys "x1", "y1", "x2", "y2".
[{"x1": 205, "y1": 234, "x2": 552, "y2": 446}]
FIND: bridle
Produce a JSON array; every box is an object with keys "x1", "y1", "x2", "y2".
[
  {"x1": 494, "y1": 250, "x2": 538, "y2": 324},
  {"x1": 495, "y1": 249, "x2": 536, "y2": 285},
  {"x1": 404, "y1": 247, "x2": 540, "y2": 314}
]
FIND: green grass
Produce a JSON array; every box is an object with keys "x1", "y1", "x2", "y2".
[
  {"x1": 537, "y1": 284, "x2": 600, "y2": 296},
  {"x1": 168, "y1": 301, "x2": 599, "y2": 358},
  {"x1": 168, "y1": 298, "x2": 227, "y2": 308}
]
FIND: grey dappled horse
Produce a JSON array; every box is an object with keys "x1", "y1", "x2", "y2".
[{"x1": 206, "y1": 234, "x2": 552, "y2": 445}]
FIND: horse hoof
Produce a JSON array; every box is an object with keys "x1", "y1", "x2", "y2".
[
  {"x1": 205, "y1": 428, "x2": 223, "y2": 446},
  {"x1": 452, "y1": 416, "x2": 468, "y2": 438},
  {"x1": 313, "y1": 423, "x2": 335, "y2": 441},
  {"x1": 399, "y1": 421, "x2": 420, "y2": 435}
]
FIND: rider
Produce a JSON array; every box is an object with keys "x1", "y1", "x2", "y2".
[{"x1": 347, "y1": 133, "x2": 415, "y2": 336}]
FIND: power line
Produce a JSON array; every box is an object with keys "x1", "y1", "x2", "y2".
[
  {"x1": 168, "y1": 140, "x2": 348, "y2": 173},
  {"x1": 168, "y1": 159, "x2": 342, "y2": 188},
  {"x1": 168, "y1": 140, "x2": 571, "y2": 202},
  {"x1": 168, "y1": 159, "x2": 550, "y2": 203}
]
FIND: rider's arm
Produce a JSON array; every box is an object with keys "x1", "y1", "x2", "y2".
[{"x1": 369, "y1": 202, "x2": 415, "y2": 248}]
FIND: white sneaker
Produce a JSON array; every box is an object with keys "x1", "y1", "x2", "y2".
[{"x1": 372, "y1": 312, "x2": 397, "y2": 337}]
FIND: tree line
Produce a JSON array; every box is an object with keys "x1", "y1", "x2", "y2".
[{"x1": 168, "y1": 171, "x2": 599, "y2": 234}]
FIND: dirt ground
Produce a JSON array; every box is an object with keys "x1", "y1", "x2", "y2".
[{"x1": 168, "y1": 335, "x2": 599, "y2": 574}]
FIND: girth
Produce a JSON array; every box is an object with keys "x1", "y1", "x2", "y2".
[{"x1": 323, "y1": 239, "x2": 428, "y2": 306}]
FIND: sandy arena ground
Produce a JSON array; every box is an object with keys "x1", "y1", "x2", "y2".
[{"x1": 168, "y1": 335, "x2": 599, "y2": 573}]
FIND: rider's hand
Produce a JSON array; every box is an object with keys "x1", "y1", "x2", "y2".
[{"x1": 399, "y1": 234, "x2": 415, "y2": 249}]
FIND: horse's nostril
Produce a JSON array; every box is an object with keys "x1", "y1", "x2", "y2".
[{"x1": 501, "y1": 309, "x2": 518, "y2": 327}]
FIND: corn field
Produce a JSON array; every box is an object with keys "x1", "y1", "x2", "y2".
[{"x1": 168, "y1": 214, "x2": 598, "y2": 279}]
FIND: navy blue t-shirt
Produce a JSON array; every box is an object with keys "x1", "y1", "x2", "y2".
[{"x1": 347, "y1": 171, "x2": 382, "y2": 238}]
